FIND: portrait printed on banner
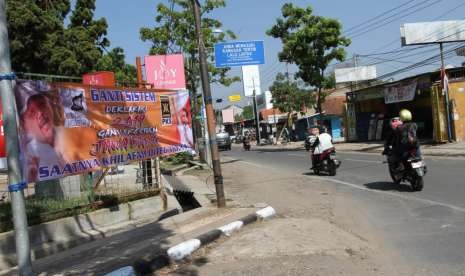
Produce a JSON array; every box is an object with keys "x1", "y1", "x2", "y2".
[
  {"x1": 15, "y1": 81, "x2": 67, "y2": 182},
  {"x1": 59, "y1": 87, "x2": 91, "y2": 128}
]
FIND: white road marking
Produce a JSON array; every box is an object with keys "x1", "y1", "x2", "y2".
[
  {"x1": 345, "y1": 158, "x2": 382, "y2": 164},
  {"x1": 233, "y1": 159, "x2": 465, "y2": 214},
  {"x1": 239, "y1": 160, "x2": 269, "y2": 169},
  {"x1": 288, "y1": 153, "x2": 307, "y2": 157},
  {"x1": 304, "y1": 175, "x2": 465, "y2": 214},
  {"x1": 234, "y1": 156, "x2": 465, "y2": 213}
]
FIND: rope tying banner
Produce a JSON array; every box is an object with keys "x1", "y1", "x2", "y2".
[
  {"x1": 8, "y1": 182, "x2": 27, "y2": 192},
  {"x1": 0, "y1": 72, "x2": 16, "y2": 81}
]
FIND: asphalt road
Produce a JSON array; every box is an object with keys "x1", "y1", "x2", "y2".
[{"x1": 223, "y1": 146, "x2": 465, "y2": 276}]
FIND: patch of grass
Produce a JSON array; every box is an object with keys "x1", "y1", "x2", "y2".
[
  {"x1": 160, "y1": 160, "x2": 184, "y2": 171},
  {"x1": 162, "y1": 152, "x2": 193, "y2": 165},
  {"x1": 0, "y1": 189, "x2": 160, "y2": 233}
]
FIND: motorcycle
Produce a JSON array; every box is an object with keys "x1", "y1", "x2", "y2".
[
  {"x1": 312, "y1": 148, "x2": 341, "y2": 176},
  {"x1": 383, "y1": 149, "x2": 427, "y2": 191},
  {"x1": 243, "y1": 138, "x2": 251, "y2": 151},
  {"x1": 304, "y1": 136, "x2": 312, "y2": 151}
]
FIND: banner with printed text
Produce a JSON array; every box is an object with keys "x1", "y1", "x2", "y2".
[
  {"x1": 14, "y1": 80, "x2": 193, "y2": 183},
  {"x1": 384, "y1": 80, "x2": 417, "y2": 104}
]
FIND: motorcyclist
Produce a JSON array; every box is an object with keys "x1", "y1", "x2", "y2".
[
  {"x1": 242, "y1": 131, "x2": 251, "y2": 150},
  {"x1": 397, "y1": 109, "x2": 422, "y2": 159},
  {"x1": 311, "y1": 126, "x2": 335, "y2": 168},
  {"x1": 309, "y1": 127, "x2": 319, "y2": 168},
  {"x1": 384, "y1": 109, "x2": 422, "y2": 171},
  {"x1": 383, "y1": 117, "x2": 403, "y2": 156}
]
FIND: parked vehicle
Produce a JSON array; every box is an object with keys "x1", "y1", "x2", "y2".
[
  {"x1": 216, "y1": 132, "x2": 232, "y2": 151},
  {"x1": 383, "y1": 149, "x2": 426, "y2": 191},
  {"x1": 312, "y1": 148, "x2": 341, "y2": 176}
]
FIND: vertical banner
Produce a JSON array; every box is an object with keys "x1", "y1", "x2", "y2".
[
  {"x1": 14, "y1": 80, "x2": 193, "y2": 183},
  {"x1": 242, "y1": 65, "x2": 261, "y2": 97},
  {"x1": 346, "y1": 102, "x2": 357, "y2": 141},
  {"x1": 145, "y1": 54, "x2": 186, "y2": 90}
]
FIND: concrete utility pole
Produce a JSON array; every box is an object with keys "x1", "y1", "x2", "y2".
[
  {"x1": 251, "y1": 78, "x2": 261, "y2": 145},
  {"x1": 192, "y1": 0, "x2": 226, "y2": 207},
  {"x1": 136, "y1": 57, "x2": 154, "y2": 187},
  {"x1": 439, "y1": 43, "x2": 453, "y2": 142},
  {"x1": 0, "y1": 1, "x2": 33, "y2": 275}
]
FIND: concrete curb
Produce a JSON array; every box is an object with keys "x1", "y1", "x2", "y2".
[
  {"x1": 105, "y1": 206, "x2": 276, "y2": 275},
  {"x1": 0, "y1": 194, "x2": 182, "y2": 271},
  {"x1": 167, "y1": 206, "x2": 276, "y2": 261}
]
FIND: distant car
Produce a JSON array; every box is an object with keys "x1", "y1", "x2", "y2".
[{"x1": 216, "y1": 132, "x2": 232, "y2": 150}]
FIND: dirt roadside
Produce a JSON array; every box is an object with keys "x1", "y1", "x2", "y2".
[{"x1": 161, "y1": 159, "x2": 410, "y2": 276}]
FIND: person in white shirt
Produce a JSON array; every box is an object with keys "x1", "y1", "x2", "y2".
[
  {"x1": 311, "y1": 126, "x2": 334, "y2": 168},
  {"x1": 316, "y1": 127, "x2": 334, "y2": 154}
]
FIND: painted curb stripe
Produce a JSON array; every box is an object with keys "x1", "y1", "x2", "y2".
[
  {"x1": 167, "y1": 239, "x2": 201, "y2": 261},
  {"x1": 196, "y1": 229, "x2": 223, "y2": 245},
  {"x1": 256, "y1": 206, "x2": 276, "y2": 219},
  {"x1": 218, "y1": 221, "x2": 244, "y2": 236},
  {"x1": 239, "y1": 213, "x2": 258, "y2": 225},
  {"x1": 165, "y1": 206, "x2": 277, "y2": 262}
]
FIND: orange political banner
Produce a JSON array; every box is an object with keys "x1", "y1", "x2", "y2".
[{"x1": 14, "y1": 80, "x2": 194, "y2": 183}]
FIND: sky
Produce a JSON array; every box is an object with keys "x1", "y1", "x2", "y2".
[{"x1": 94, "y1": 0, "x2": 465, "y2": 109}]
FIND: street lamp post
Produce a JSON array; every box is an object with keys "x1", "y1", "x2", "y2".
[{"x1": 192, "y1": 0, "x2": 226, "y2": 208}]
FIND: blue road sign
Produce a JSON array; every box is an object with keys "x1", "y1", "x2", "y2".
[{"x1": 214, "y1": 40, "x2": 265, "y2": 68}]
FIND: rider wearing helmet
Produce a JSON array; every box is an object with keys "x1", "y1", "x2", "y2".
[
  {"x1": 398, "y1": 109, "x2": 422, "y2": 159},
  {"x1": 383, "y1": 116, "x2": 402, "y2": 156}
]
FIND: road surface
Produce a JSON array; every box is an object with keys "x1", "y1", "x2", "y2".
[{"x1": 216, "y1": 146, "x2": 465, "y2": 276}]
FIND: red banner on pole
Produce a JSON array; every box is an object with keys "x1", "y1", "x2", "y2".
[{"x1": 83, "y1": 71, "x2": 115, "y2": 86}]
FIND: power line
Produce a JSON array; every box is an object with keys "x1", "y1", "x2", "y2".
[
  {"x1": 343, "y1": 0, "x2": 418, "y2": 34},
  {"x1": 345, "y1": 0, "x2": 436, "y2": 36},
  {"x1": 374, "y1": 42, "x2": 465, "y2": 80},
  {"x1": 348, "y1": 0, "x2": 443, "y2": 39},
  {"x1": 361, "y1": 1, "x2": 465, "y2": 54},
  {"x1": 330, "y1": 19, "x2": 465, "y2": 70}
]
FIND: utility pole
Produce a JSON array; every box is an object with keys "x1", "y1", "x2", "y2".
[
  {"x1": 353, "y1": 54, "x2": 359, "y2": 90},
  {"x1": 252, "y1": 78, "x2": 261, "y2": 145},
  {"x1": 439, "y1": 43, "x2": 453, "y2": 142},
  {"x1": 136, "y1": 57, "x2": 154, "y2": 187},
  {"x1": 0, "y1": 1, "x2": 33, "y2": 275},
  {"x1": 192, "y1": 0, "x2": 225, "y2": 208}
]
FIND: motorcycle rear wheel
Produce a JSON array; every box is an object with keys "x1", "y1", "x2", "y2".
[
  {"x1": 328, "y1": 161, "x2": 337, "y2": 176},
  {"x1": 388, "y1": 165, "x2": 401, "y2": 185},
  {"x1": 411, "y1": 176, "x2": 424, "y2": 191}
]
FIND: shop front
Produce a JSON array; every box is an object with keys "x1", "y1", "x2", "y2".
[{"x1": 346, "y1": 74, "x2": 433, "y2": 142}]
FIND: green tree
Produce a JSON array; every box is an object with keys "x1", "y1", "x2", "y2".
[
  {"x1": 95, "y1": 47, "x2": 137, "y2": 85},
  {"x1": 6, "y1": 0, "x2": 70, "y2": 73},
  {"x1": 54, "y1": 0, "x2": 109, "y2": 76},
  {"x1": 267, "y1": 3, "x2": 350, "y2": 112},
  {"x1": 7, "y1": 0, "x2": 109, "y2": 76},
  {"x1": 269, "y1": 73, "x2": 314, "y2": 143},
  {"x1": 141, "y1": 0, "x2": 239, "y2": 162},
  {"x1": 242, "y1": 105, "x2": 254, "y2": 120},
  {"x1": 234, "y1": 113, "x2": 243, "y2": 122}
]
